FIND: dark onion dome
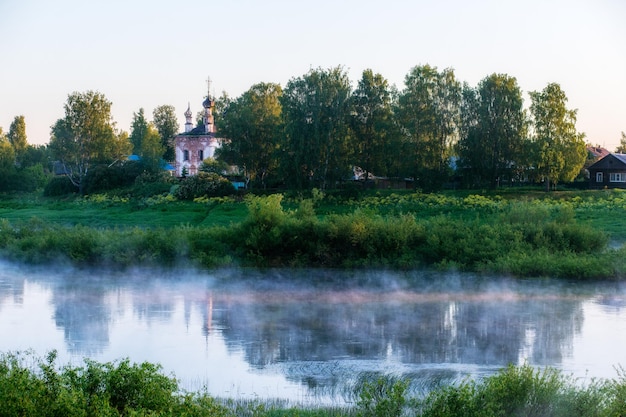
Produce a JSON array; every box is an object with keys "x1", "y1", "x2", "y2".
[{"x1": 202, "y1": 96, "x2": 214, "y2": 108}]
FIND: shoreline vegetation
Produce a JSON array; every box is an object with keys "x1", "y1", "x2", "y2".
[
  {"x1": 2, "y1": 350, "x2": 626, "y2": 417},
  {"x1": 0, "y1": 187, "x2": 625, "y2": 279},
  {"x1": 3, "y1": 188, "x2": 626, "y2": 416}
]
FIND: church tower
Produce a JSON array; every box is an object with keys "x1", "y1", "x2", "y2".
[
  {"x1": 184, "y1": 102, "x2": 193, "y2": 133},
  {"x1": 173, "y1": 77, "x2": 221, "y2": 177},
  {"x1": 202, "y1": 77, "x2": 215, "y2": 134}
]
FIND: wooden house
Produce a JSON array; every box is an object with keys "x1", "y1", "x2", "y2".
[{"x1": 588, "y1": 153, "x2": 626, "y2": 188}]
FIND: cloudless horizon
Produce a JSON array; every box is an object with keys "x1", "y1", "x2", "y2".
[{"x1": 1, "y1": 0, "x2": 624, "y2": 150}]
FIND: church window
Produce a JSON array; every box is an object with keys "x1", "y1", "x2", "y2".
[{"x1": 183, "y1": 150, "x2": 189, "y2": 161}]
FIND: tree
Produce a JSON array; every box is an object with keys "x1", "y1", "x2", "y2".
[
  {"x1": 8, "y1": 115, "x2": 27, "y2": 165},
  {"x1": 49, "y1": 91, "x2": 128, "y2": 192},
  {"x1": 396, "y1": 65, "x2": 461, "y2": 189},
  {"x1": 140, "y1": 123, "x2": 165, "y2": 172},
  {"x1": 281, "y1": 66, "x2": 352, "y2": 189},
  {"x1": 217, "y1": 82, "x2": 282, "y2": 188},
  {"x1": 0, "y1": 140, "x2": 15, "y2": 175},
  {"x1": 457, "y1": 74, "x2": 527, "y2": 188},
  {"x1": 152, "y1": 105, "x2": 179, "y2": 161},
  {"x1": 129, "y1": 108, "x2": 149, "y2": 154},
  {"x1": 349, "y1": 69, "x2": 395, "y2": 181},
  {"x1": 615, "y1": 132, "x2": 626, "y2": 153},
  {"x1": 529, "y1": 83, "x2": 586, "y2": 190}
]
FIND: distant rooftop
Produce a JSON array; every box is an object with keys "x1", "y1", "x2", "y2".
[{"x1": 587, "y1": 145, "x2": 610, "y2": 160}]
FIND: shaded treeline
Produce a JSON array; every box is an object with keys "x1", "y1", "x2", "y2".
[
  {"x1": 1, "y1": 64, "x2": 588, "y2": 196},
  {"x1": 0, "y1": 193, "x2": 620, "y2": 279}
]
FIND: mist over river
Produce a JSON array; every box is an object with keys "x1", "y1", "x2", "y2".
[{"x1": 1, "y1": 261, "x2": 626, "y2": 404}]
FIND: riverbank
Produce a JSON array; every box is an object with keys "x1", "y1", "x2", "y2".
[
  {"x1": 2, "y1": 351, "x2": 626, "y2": 417},
  {"x1": 1, "y1": 189, "x2": 625, "y2": 279}
]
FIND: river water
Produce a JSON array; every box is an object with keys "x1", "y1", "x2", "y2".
[{"x1": 1, "y1": 262, "x2": 625, "y2": 404}]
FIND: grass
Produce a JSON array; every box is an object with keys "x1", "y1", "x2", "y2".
[{"x1": 0, "y1": 188, "x2": 625, "y2": 278}]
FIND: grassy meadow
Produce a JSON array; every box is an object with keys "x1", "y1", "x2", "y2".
[{"x1": 0, "y1": 187, "x2": 625, "y2": 278}]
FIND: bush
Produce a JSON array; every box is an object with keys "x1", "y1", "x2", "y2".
[
  {"x1": 0, "y1": 351, "x2": 234, "y2": 417},
  {"x1": 174, "y1": 172, "x2": 235, "y2": 200},
  {"x1": 416, "y1": 363, "x2": 611, "y2": 417},
  {"x1": 3, "y1": 164, "x2": 49, "y2": 192},
  {"x1": 356, "y1": 376, "x2": 408, "y2": 417},
  {"x1": 44, "y1": 176, "x2": 77, "y2": 196}
]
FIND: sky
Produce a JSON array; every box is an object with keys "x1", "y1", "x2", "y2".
[{"x1": 1, "y1": 0, "x2": 625, "y2": 149}]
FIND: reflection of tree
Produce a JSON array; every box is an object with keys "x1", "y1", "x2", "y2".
[
  {"x1": 132, "y1": 293, "x2": 176, "y2": 322},
  {"x1": 529, "y1": 299, "x2": 583, "y2": 364},
  {"x1": 0, "y1": 275, "x2": 25, "y2": 309},
  {"x1": 52, "y1": 283, "x2": 111, "y2": 355},
  {"x1": 213, "y1": 290, "x2": 585, "y2": 389}
]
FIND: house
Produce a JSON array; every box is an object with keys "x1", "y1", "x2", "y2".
[
  {"x1": 587, "y1": 145, "x2": 610, "y2": 160},
  {"x1": 588, "y1": 153, "x2": 626, "y2": 188},
  {"x1": 173, "y1": 81, "x2": 221, "y2": 177}
]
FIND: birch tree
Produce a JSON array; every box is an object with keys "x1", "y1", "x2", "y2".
[
  {"x1": 530, "y1": 83, "x2": 586, "y2": 190},
  {"x1": 50, "y1": 91, "x2": 130, "y2": 192}
]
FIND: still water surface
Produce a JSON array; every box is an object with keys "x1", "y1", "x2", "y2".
[{"x1": 1, "y1": 261, "x2": 626, "y2": 404}]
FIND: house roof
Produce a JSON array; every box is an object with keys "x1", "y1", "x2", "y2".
[
  {"x1": 588, "y1": 153, "x2": 626, "y2": 170},
  {"x1": 177, "y1": 125, "x2": 216, "y2": 137},
  {"x1": 587, "y1": 145, "x2": 610, "y2": 160}
]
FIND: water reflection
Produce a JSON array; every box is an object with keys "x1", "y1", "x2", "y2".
[{"x1": 0, "y1": 263, "x2": 625, "y2": 403}]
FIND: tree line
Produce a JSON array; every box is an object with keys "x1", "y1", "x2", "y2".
[
  {"x1": 218, "y1": 66, "x2": 588, "y2": 191},
  {"x1": 0, "y1": 64, "x2": 602, "y2": 194}
]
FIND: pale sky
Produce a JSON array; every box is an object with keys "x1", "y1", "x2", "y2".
[{"x1": 1, "y1": 0, "x2": 624, "y2": 149}]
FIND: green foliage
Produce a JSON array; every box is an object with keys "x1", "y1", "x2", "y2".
[
  {"x1": 6, "y1": 352, "x2": 626, "y2": 417},
  {"x1": 217, "y1": 82, "x2": 282, "y2": 188},
  {"x1": 174, "y1": 172, "x2": 235, "y2": 200},
  {"x1": 530, "y1": 83, "x2": 586, "y2": 190},
  {"x1": 152, "y1": 105, "x2": 179, "y2": 161},
  {"x1": 349, "y1": 69, "x2": 396, "y2": 180},
  {"x1": 416, "y1": 363, "x2": 614, "y2": 417},
  {"x1": 0, "y1": 163, "x2": 49, "y2": 193},
  {"x1": 457, "y1": 74, "x2": 527, "y2": 188},
  {"x1": 0, "y1": 351, "x2": 233, "y2": 417},
  {"x1": 49, "y1": 91, "x2": 132, "y2": 192},
  {"x1": 0, "y1": 190, "x2": 622, "y2": 277},
  {"x1": 397, "y1": 65, "x2": 461, "y2": 189},
  {"x1": 355, "y1": 376, "x2": 408, "y2": 417},
  {"x1": 280, "y1": 66, "x2": 352, "y2": 189},
  {"x1": 44, "y1": 176, "x2": 78, "y2": 196},
  {"x1": 8, "y1": 115, "x2": 27, "y2": 163}
]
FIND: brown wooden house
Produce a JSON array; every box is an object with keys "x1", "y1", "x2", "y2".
[{"x1": 588, "y1": 153, "x2": 626, "y2": 188}]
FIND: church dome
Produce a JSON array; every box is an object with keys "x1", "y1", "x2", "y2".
[{"x1": 202, "y1": 96, "x2": 214, "y2": 109}]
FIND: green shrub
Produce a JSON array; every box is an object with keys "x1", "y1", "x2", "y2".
[
  {"x1": 417, "y1": 380, "x2": 479, "y2": 417},
  {"x1": 44, "y1": 176, "x2": 77, "y2": 196},
  {"x1": 175, "y1": 172, "x2": 235, "y2": 200},
  {"x1": 355, "y1": 376, "x2": 408, "y2": 417},
  {"x1": 478, "y1": 364, "x2": 565, "y2": 417}
]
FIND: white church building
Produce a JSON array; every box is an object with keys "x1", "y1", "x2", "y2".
[{"x1": 173, "y1": 81, "x2": 221, "y2": 177}]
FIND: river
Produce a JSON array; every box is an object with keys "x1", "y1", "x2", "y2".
[{"x1": 1, "y1": 261, "x2": 625, "y2": 405}]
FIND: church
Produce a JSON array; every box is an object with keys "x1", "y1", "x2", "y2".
[{"x1": 173, "y1": 81, "x2": 221, "y2": 177}]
